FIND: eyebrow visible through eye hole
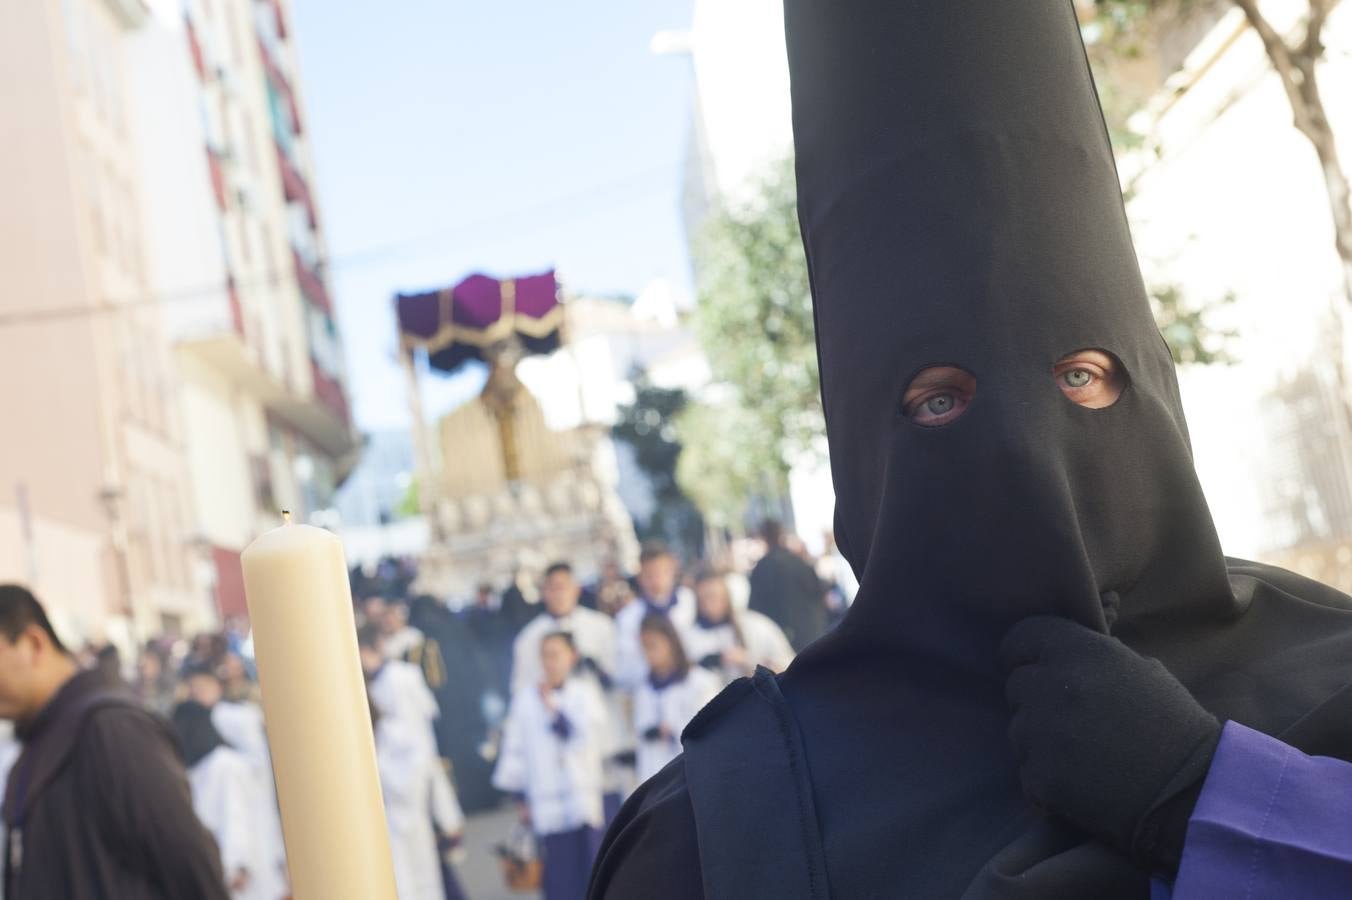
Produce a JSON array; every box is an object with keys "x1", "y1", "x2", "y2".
[
  {"x1": 1052, "y1": 349, "x2": 1128, "y2": 409},
  {"x1": 901, "y1": 366, "x2": 977, "y2": 426}
]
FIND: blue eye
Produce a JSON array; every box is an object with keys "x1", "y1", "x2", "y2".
[
  {"x1": 1063, "y1": 369, "x2": 1092, "y2": 388},
  {"x1": 925, "y1": 394, "x2": 954, "y2": 414}
]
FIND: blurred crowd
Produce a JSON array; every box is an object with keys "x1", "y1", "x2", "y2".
[
  {"x1": 350, "y1": 520, "x2": 853, "y2": 899},
  {"x1": 0, "y1": 521, "x2": 852, "y2": 900}
]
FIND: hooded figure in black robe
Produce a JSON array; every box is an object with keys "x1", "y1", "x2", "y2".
[{"x1": 587, "y1": 1, "x2": 1352, "y2": 898}]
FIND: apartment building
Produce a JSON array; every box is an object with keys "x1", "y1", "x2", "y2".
[{"x1": 0, "y1": 0, "x2": 356, "y2": 643}]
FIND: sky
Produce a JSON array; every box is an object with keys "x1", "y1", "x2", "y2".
[{"x1": 291, "y1": 0, "x2": 696, "y2": 432}]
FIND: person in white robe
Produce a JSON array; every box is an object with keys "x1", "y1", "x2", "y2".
[
  {"x1": 511, "y1": 562, "x2": 629, "y2": 818},
  {"x1": 374, "y1": 703, "x2": 465, "y2": 900},
  {"x1": 359, "y1": 624, "x2": 467, "y2": 897},
  {"x1": 683, "y1": 568, "x2": 795, "y2": 688},
  {"x1": 184, "y1": 664, "x2": 289, "y2": 896},
  {"x1": 493, "y1": 631, "x2": 609, "y2": 900},
  {"x1": 633, "y1": 614, "x2": 720, "y2": 783},
  {"x1": 613, "y1": 542, "x2": 696, "y2": 692},
  {"x1": 172, "y1": 701, "x2": 287, "y2": 900},
  {"x1": 511, "y1": 563, "x2": 617, "y2": 696}
]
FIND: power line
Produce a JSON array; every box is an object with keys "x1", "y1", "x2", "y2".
[{"x1": 0, "y1": 158, "x2": 684, "y2": 328}]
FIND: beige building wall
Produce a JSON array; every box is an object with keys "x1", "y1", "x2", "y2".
[{"x1": 0, "y1": 0, "x2": 212, "y2": 643}]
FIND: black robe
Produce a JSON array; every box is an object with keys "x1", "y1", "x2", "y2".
[
  {"x1": 748, "y1": 545, "x2": 828, "y2": 652},
  {"x1": 3, "y1": 669, "x2": 229, "y2": 900}
]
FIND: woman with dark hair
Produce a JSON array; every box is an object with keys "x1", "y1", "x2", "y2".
[
  {"x1": 685, "y1": 569, "x2": 794, "y2": 686},
  {"x1": 633, "y1": 614, "x2": 719, "y2": 783}
]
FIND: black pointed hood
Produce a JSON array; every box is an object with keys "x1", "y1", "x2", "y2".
[
  {"x1": 789, "y1": 0, "x2": 1231, "y2": 646},
  {"x1": 777, "y1": 1, "x2": 1352, "y2": 895}
]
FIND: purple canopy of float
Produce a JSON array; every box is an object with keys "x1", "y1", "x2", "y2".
[{"x1": 395, "y1": 270, "x2": 561, "y2": 374}]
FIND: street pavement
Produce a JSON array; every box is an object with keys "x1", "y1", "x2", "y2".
[{"x1": 455, "y1": 804, "x2": 535, "y2": 900}]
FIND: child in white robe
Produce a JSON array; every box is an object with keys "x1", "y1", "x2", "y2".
[
  {"x1": 683, "y1": 568, "x2": 795, "y2": 688},
  {"x1": 633, "y1": 614, "x2": 721, "y2": 783},
  {"x1": 493, "y1": 631, "x2": 609, "y2": 900}
]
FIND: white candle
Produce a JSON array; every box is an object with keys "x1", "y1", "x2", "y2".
[{"x1": 241, "y1": 519, "x2": 397, "y2": 900}]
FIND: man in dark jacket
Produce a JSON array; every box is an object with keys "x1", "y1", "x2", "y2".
[
  {"x1": 0, "y1": 585, "x2": 228, "y2": 899},
  {"x1": 748, "y1": 521, "x2": 828, "y2": 652}
]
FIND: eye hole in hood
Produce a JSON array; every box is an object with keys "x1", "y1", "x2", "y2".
[
  {"x1": 901, "y1": 365, "x2": 977, "y2": 426},
  {"x1": 1055, "y1": 348, "x2": 1128, "y2": 410}
]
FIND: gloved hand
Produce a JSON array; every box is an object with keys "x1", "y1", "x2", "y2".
[{"x1": 998, "y1": 615, "x2": 1221, "y2": 875}]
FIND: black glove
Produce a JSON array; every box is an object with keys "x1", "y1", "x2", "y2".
[
  {"x1": 698, "y1": 653, "x2": 724, "y2": 671},
  {"x1": 998, "y1": 615, "x2": 1221, "y2": 875}
]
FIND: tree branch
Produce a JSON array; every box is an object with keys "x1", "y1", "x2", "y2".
[
  {"x1": 1230, "y1": 0, "x2": 1316, "y2": 134},
  {"x1": 1302, "y1": 0, "x2": 1332, "y2": 58}
]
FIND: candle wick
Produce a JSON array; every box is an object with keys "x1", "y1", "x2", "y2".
[{"x1": 282, "y1": 510, "x2": 292, "y2": 525}]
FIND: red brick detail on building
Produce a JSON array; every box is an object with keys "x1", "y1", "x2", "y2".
[
  {"x1": 207, "y1": 147, "x2": 228, "y2": 210},
  {"x1": 212, "y1": 545, "x2": 248, "y2": 621},
  {"x1": 186, "y1": 16, "x2": 207, "y2": 81}
]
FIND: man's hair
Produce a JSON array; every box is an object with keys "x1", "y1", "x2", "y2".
[
  {"x1": 544, "y1": 561, "x2": 573, "y2": 579},
  {"x1": 639, "y1": 540, "x2": 674, "y2": 565},
  {"x1": 0, "y1": 584, "x2": 66, "y2": 654},
  {"x1": 692, "y1": 565, "x2": 730, "y2": 586},
  {"x1": 356, "y1": 623, "x2": 384, "y2": 651},
  {"x1": 540, "y1": 630, "x2": 577, "y2": 653},
  {"x1": 182, "y1": 660, "x2": 222, "y2": 683},
  {"x1": 760, "y1": 519, "x2": 784, "y2": 546}
]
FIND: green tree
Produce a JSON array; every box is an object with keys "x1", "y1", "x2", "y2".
[
  {"x1": 612, "y1": 370, "x2": 705, "y2": 554},
  {"x1": 679, "y1": 158, "x2": 823, "y2": 526}
]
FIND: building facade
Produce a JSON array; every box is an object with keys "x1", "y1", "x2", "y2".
[{"x1": 0, "y1": 0, "x2": 355, "y2": 644}]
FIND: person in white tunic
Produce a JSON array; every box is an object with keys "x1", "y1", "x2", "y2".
[
  {"x1": 683, "y1": 568, "x2": 795, "y2": 688},
  {"x1": 359, "y1": 626, "x2": 468, "y2": 899},
  {"x1": 184, "y1": 664, "x2": 289, "y2": 897},
  {"x1": 613, "y1": 542, "x2": 696, "y2": 692},
  {"x1": 512, "y1": 562, "x2": 629, "y2": 820},
  {"x1": 493, "y1": 631, "x2": 609, "y2": 900},
  {"x1": 511, "y1": 563, "x2": 617, "y2": 696},
  {"x1": 373, "y1": 699, "x2": 466, "y2": 900},
  {"x1": 171, "y1": 701, "x2": 287, "y2": 900},
  {"x1": 633, "y1": 614, "x2": 721, "y2": 783}
]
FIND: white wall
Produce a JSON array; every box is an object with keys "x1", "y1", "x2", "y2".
[{"x1": 1125, "y1": 2, "x2": 1352, "y2": 558}]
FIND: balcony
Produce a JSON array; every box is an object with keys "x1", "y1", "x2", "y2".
[
  {"x1": 274, "y1": 141, "x2": 316, "y2": 226},
  {"x1": 259, "y1": 0, "x2": 288, "y2": 40},
  {"x1": 257, "y1": 36, "x2": 303, "y2": 136},
  {"x1": 180, "y1": 332, "x2": 357, "y2": 468},
  {"x1": 293, "y1": 247, "x2": 332, "y2": 314},
  {"x1": 310, "y1": 360, "x2": 351, "y2": 427}
]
